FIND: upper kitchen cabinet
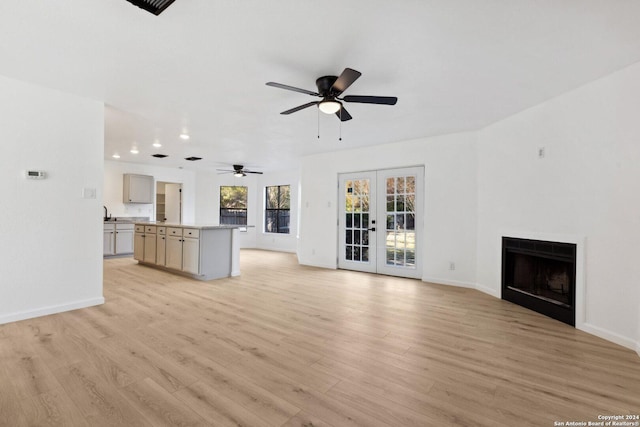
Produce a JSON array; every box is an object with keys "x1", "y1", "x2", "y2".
[{"x1": 123, "y1": 174, "x2": 154, "y2": 204}]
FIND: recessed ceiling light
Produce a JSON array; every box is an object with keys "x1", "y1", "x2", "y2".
[
  {"x1": 152, "y1": 140, "x2": 162, "y2": 148},
  {"x1": 180, "y1": 133, "x2": 190, "y2": 141},
  {"x1": 112, "y1": 154, "x2": 120, "y2": 159},
  {"x1": 152, "y1": 154, "x2": 168, "y2": 158},
  {"x1": 130, "y1": 148, "x2": 139, "y2": 154},
  {"x1": 184, "y1": 156, "x2": 202, "y2": 161}
]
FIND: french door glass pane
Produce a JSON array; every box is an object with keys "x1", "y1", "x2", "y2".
[
  {"x1": 385, "y1": 174, "x2": 417, "y2": 268},
  {"x1": 344, "y1": 178, "x2": 370, "y2": 264}
]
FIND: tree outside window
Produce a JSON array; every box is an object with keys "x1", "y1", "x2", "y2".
[
  {"x1": 220, "y1": 186, "x2": 247, "y2": 225},
  {"x1": 265, "y1": 185, "x2": 290, "y2": 234}
]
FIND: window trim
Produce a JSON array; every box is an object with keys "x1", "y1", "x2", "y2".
[
  {"x1": 219, "y1": 185, "x2": 248, "y2": 226},
  {"x1": 264, "y1": 184, "x2": 290, "y2": 234}
]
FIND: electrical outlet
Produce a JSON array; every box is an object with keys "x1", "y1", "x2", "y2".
[{"x1": 449, "y1": 262, "x2": 456, "y2": 271}]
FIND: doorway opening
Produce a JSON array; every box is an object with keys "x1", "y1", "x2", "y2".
[
  {"x1": 338, "y1": 166, "x2": 424, "y2": 279},
  {"x1": 156, "y1": 182, "x2": 182, "y2": 223}
]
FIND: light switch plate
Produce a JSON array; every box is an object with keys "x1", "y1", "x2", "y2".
[{"x1": 82, "y1": 187, "x2": 96, "y2": 199}]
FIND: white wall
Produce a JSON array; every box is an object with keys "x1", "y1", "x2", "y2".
[
  {"x1": 194, "y1": 169, "x2": 300, "y2": 252},
  {"x1": 298, "y1": 132, "x2": 478, "y2": 285},
  {"x1": 104, "y1": 160, "x2": 196, "y2": 223},
  {"x1": 0, "y1": 75, "x2": 104, "y2": 324},
  {"x1": 476, "y1": 62, "x2": 640, "y2": 350}
]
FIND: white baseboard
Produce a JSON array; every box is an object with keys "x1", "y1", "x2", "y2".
[
  {"x1": 298, "y1": 260, "x2": 337, "y2": 270},
  {"x1": 422, "y1": 276, "x2": 476, "y2": 289},
  {"x1": 474, "y1": 283, "x2": 501, "y2": 298},
  {"x1": 0, "y1": 297, "x2": 105, "y2": 325},
  {"x1": 579, "y1": 322, "x2": 638, "y2": 352}
]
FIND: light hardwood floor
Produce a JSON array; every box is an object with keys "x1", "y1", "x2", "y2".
[{"x1": 1, "y1": 249, "x2": 639, "y2": 426}]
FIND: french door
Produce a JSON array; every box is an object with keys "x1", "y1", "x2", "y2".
[{"x1": 338, "y1": 166, "x2": 424, "y2": 279}]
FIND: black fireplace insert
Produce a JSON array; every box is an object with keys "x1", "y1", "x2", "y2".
[{"x1": 502, "y1": 237, "x2": 576, "y2": 326}]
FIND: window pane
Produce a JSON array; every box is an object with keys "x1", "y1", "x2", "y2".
[
  {"x1": 395, "y1": 176, "x2": 405, "y2": 194},
  {"x1": 265, "y1": 210, "x2": 277, "y2": 232},
  {"x1": 220, "y1": 186, "x2": 248, "y2": 208},
  {"x1": 220, "y1": 208, "x2": 247, "y2": 225},
  {"x1": 386, "y1": 196, "x2": 394, "y2": 212},
  {"x1": 406, "y1": 176, "x2": 416, "y2": 194},
  {"x1": 406, "y1": 213, "x2": 415, "y2": 230},
  {"x1": 386, "y1": 177, "x2": 394, "y2": 194},
  {"x1": 279, "y1": 185, "x2": 290, "y2": 209},
  {"x1": 266, "y1": 187, "x2": 278, "y2": 209}
]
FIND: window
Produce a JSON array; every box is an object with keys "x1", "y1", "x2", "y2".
[
  {"x1": 265, "y1": 185, "x2": 290, "y2": 233},
  {"x1": 220, "y1": 186, "x2": 248, "y2": 225}
]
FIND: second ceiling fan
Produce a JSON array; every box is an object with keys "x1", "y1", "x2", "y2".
[{"x1": 266, "y1": 68, "x2": 397, "y2": 122}]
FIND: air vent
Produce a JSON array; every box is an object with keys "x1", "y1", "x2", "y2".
[
  {"x1": 125, "y1": 0, "x2": 177, "y2": 16},
  {"x1": 152, "y1": 154, "x2": 168, "y2": 158},
  {"x1": 185, "y1": 156, "x2": 202, "y2": 161}
]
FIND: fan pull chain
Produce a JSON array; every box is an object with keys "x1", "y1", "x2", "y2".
[
  {"x1": 339, "y1": 108, "x2": 342, "y2": 141},
  {"x1": 317, "y1": 108, "x2": 320, "y2": 139}
]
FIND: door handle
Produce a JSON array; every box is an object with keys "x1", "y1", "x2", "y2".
[{"x1": 367, "y1": 227, "x2": 376, "y2": 232}]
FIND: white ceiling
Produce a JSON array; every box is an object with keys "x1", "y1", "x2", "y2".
[{"x1": 2, "y1": 1, "x2": 640, "y2": 172}]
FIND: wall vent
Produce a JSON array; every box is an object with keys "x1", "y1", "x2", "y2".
[{"x1": 125, "y1": 0, "x2": 177, "y2": 16}]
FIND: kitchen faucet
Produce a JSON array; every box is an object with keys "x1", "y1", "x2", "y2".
[{"x1": 103, "y1": 206, "x2": 111, "y2": 221}]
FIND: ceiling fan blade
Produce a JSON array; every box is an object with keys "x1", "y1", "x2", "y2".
[
  {"x1": 336, "y1": 107, "x2": 352, "y2": 122},
  {"x1": 281, "y1": 101, "x2": 319, "y2": 115},
  {"x1": 266, "y1": 82, "x2": 319, "y2": 96},
  {"x1": 343, "y1": 95, "x2": 398, "y2": 105},
  {"x1": 216, "y1": 170, "x2": 235, "y2": 174},
  {"x1": 331, "y1": 68, "x2": 361, "y2": 95},
  {"x1": 244, "y1": 171, "x2": 264, "y2": 175}
]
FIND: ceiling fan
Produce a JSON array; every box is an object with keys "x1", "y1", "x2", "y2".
[
  {"x1": 217, "y1": 164, "x2": 263, "y2": 177},
  {"x1": 266, "y1": 68, "x2": 397, "y2": 122}
]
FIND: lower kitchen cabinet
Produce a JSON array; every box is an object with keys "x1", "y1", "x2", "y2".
[
  {"x1": 114, "y1": 224, "x2": 134, "y2": 254},
  {"x1": 134, "y1": 230, "x2": 145, "y2": 261},
  {"x1": 182, "y1": 237, "x2": 200, "y2": 274},
  {"x1": 104, "y1": 223, "x2": 135, "y2": 257},
  {"x1": 103, "y1": 224, "x2": 115, "y2": 256},
  {"x1": 156, "y1": 226, "x2": 166, "y2": 266},
  {"x1": 165, "y1": 234, "x2": 183, "y2": 270}
]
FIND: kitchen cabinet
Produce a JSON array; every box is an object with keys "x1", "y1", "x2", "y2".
[
  {"x1": 165, "y1": 233, "x2": 183, "y2": 270},
  {"x1": 134, "y1": 225, "x2": 145, "y2": 261},
  {"x1": 182, "y1": 236, "x2": 200, "y2": 274},
  {"x1": 114, "y1": 223, "x2": 134, "y2": 254},
  {"x1": 133, "y1": 223, "x2": 239, "y2": 280},
  {"x1": 123, "y1": 174, "x2": 154, "y2": 204},
  {"x1": 156, "y1": 226, "x2": 166, "y2": 266},
  {"x1": 103, "y1": 224, "x2": 115, "y2": 256},
  {"x1": 143, "y1": 226, "x2": 157, "y2": 264}
]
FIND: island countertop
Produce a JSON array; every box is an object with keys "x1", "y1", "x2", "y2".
[{"x1": 133, "y1": 222, "x2": 244, "y2": 230}]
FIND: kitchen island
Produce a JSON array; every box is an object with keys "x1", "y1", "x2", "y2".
[{"x1": 133, "y1": 223, "x2": 240, "y2": 280}]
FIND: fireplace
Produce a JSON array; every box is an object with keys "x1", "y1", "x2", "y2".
[{"x1": 502, "y1": 237, "x2": 576, "y2": 326}]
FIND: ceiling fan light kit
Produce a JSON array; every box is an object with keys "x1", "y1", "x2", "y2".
[{"x1": 319, "y1": 100, "x2": 341, "y2": 114}]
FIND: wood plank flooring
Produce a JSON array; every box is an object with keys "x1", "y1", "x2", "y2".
[{"x1": 1, "y1": 249, "x2": 639, "y2": 426}]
